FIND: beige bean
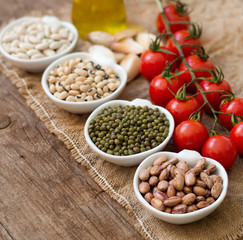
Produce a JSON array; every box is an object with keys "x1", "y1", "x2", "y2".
[
  {"x1": 194, "y1": 158, "x2": 206, "y2": 170},
  {"x1": 43, "y1": 48, "x2": 55, "y2": 56},
  {"x1": 69, "y1": 90, "x2": 79, "y2": 96},
  {"x1": 159, "y1": 168, "x2": 169, "y2": 181},
  {"x1": 48, "y1": 76, "x2": 57, "y2": 84},
  {"x1": 153, "y1": 190, "x2": 167, "y2": 202},
  {"x1": 182, "y1": 193, "x2": 196, "y2": 205},
  {"x1": 80, "y1": 84, "x2": 91, "y2": 92},
  {"x1": 87, "y1": 88, "x2": 97, "y2": 96},
  {"x1": 138, "y1": 182, "x2": 150, "y2": 194},
  {"x1": 103, "y1": 86, "x2": 109, "y2": 93},
  {"x1": 108, "y1": 83, "x2": 119, "y2": 91},
  {"x1": 173, "y1": 168, "x2": 185, "y2": 191},
  {"x1": 50, "y1": 33, "x2": 61, "y2": 41},
  {"x1": 157, "y1": 180, "x2": 169, "y2": 192},
  {"x1": 66, "y1": 96, "x2": 75, "y2": 102},
  {"x1": 15, "y1": 52, "x2": 29, "y2": 59},
  {"x1": 151, "y1": 198, "x2": 164, "y2": 211},
  {"x1": 167, "y1": 183, "x2": 176, "y2": 197},
  {"x1": 196, "y1": 195, "x2": 205, "y2": 203},
  {"x1": 150, "y1": 165, "x2": 163, "y2": 176},
  {"x1": 149, "y1": 176, "x2": 159, "y2": 187},
  {"x1": 85, "y1": 95, "x2": 94, "y2": 101},
  {"x1": 176, "y1": 191, "x2": 185, "y2": 198},
  {"x1": 31, "y1": 53, "x2": 45, "y2": 59},
  {"x1": 153, "y1": 155, "x2": 168, "y2": 166},
  {"x1": 75, "y1": 95, "x2": 84, "y2": 102},
  {"x1": 96, "y1": 70, "x2": 105, "y2": 77},
  {"x1": 197, "y1": 201, "x2": 210, "y2": 209},
  {"x1": 164, "y1": 207, "x2": 172, "y2": 213},
  {"x1": 187, "y1": 204, "x2": 198, "y2": 213},
  {"x1": 183, "y1": 186, "x2": 192, "y2": 194},
  {"x1": 185, "y1": 170, "x2": 196, "y2": 186},
  {"x1": 176, "y1": 160, "x2": 189, "y2": 173},
  {"x1": 94, "y1": 75, "x2": 102, "y2": 83},
  {"x1": 97, "y1": 88, "x2": 104, "y2": 95},
  {"x1": 49, "y1": 41, "x2": 62, "y2": 50},
  {"x1": 144, "y1": 192, "x2": 153, "y2": 204},
  {"x1": 200, "y1": 172, "x2": 213, "y2": 189},
  {"x1": 193, "y1": 186, "x2": 207, "y2": 196},
  {"x1": 164, "y1": 196, "x2": 182, "y2": 207},
  {"x1": 55, "y1": 82, "x2": 64, "y2": 92},
  {"x1": 172, "y1": 204, "x2": 187, "y2": 214},
  {"x1": 53, "y1": 92, "x2": 59, "y2": 98},
  {"x1": 138, "y1": 169, "x2": 150, "y2": 181},
  {"x1": 211, "y1": 182, "x2": 222, "y2": 199},
  {"x1": 196, "y1": 179, "x2": 207, "y2": 188},
  {"x1": 70, "y1": 83, "x2": 80, "y2": 90},
  {"x1": 49, "y1": 84, "x2": 56, "y2": 94},
  {"x1": 96, "y1": 81, "x2": 107, "y2": 89},
  {"x1": 35, "y1": 42, "x2": 49, "y2": 51},
  {"x1": 58, "y1": 91, "x2": 68, "y2": 100}
]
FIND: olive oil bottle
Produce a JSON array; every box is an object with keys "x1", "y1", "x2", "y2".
[{"x1": 72, "y1": 0, "x2": 127, "y2": 38}]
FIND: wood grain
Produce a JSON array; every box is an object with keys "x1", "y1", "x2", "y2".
[{"x1": 0, "y1": 1, "x2": 143, "y2": 239}]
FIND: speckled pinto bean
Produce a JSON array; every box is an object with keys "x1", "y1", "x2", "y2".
[
  {"x1": 48, "y1": 58, "x2": 121, "y2": 102},
  {"x1": 138, "y1": 155, "x2": 224, "y2": 214}
]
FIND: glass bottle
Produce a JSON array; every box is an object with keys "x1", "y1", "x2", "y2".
[{"x1": 72, "y1": 0, "x2": 127, "y2": 38}]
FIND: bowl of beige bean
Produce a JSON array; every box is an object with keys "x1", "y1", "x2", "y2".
[
  {"x1": 0, "y1": 16, "x2": 78, "y2": 72},
  {"x1": 41, "y1": 52, "x2": 127, "y2": 113},
  {"x1": 133, "y1": 150, "x2": 228, "y2": 224}
]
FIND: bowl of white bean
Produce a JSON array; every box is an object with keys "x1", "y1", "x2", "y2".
[
  {"x1": 133, "y1": 150, "x2": 228, "y2": 224},
  {"x1": 41, "y1": 52, "x2": 127, "y2": 114},
  {"x1": 0, "y1": 16, "x2": 78, "y2": 72}
]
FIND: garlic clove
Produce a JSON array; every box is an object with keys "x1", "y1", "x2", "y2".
[
  {"x1": 88, "y1": 44, "x2": 116, "y2": 62},
  {"x1": 86, "y1": 31, "x2": 115, "y2": 47},
  {"x1": 114, "y1": 29, "x2": 138, "y2": 41},
  {"x1": 135, "y1": 32, "x2": 157, "y2": 52},
  {"x1": 113, "y1": 52, "x2": 126, "y2": 63},
  {"x1": 120, "y1": 53, "x2": 140, "y2": 82},
  {"x1": 111, "y1": 38, "x2": 144, "y2": 55}
]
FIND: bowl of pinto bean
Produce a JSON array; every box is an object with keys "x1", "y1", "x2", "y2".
[
  {"x1": 41, "y1": 52, "x2": 127, "y2": 114},
  {"x1": 133, "y1": 150, "x2": 228, "y2": 224}
]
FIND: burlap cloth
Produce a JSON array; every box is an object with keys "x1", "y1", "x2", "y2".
[{"x1": 0, "y1": 0, "x2": 243, "y2": 239}]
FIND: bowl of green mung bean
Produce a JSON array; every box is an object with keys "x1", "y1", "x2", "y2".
[{"x1": 84, "y1": 98, "x2": 175, "y2": 167}]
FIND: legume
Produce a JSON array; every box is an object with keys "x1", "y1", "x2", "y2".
[
  {"x1": 88, "y1": 105, "x2": 170, "y2": 155},
  {"x1": 138, "y1": 155, "x2": 223, "y2": 214},
  {"x1": 48, "y1": 58, "x2": 121, "y2": 102},
  {"x1": 2, "y1": 18, "x2": 74, "y2": 59}
]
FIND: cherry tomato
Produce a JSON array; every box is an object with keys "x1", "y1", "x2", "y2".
[
  {"x1": 166, "y1": 95, "x2": 203, "y2": 125},
  {"x1": 219, "y1": 98, "x2": 243, "y2": 131},
  {"x1": 178, "y1": 55, "x2": 215, "y2": 93},
  {"x1": 166, "y1": 30, "x2": 202, "y2": 58},
  {"x1": 230, "y1": 122, "x2": 243, "y2": 156},
  {"x1": 202, "y1": 135, "x2": 238, "y2": 170},
  {"x1": 197, "y1": 79, "x2": 232, "y2": 113},
  {"x1": 173, "y1": 120, "x2": 209, "y2": 152},
  {"x1": 149, "y1": 74, "x2": 184, "y2": 107},
  {"x1": 156, "y1": 4, "x2": 190, "y2": 34},
  {"x1": 140, "y1": 47, "x2": 177, "y2": 82}
]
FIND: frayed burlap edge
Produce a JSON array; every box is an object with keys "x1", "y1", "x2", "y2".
[
  {"x1": 1, "y1": 59, "x2": 242, "y2": 240},
  {"x1": 0, "y1": 59, "x2": 155, "y2": 240}
]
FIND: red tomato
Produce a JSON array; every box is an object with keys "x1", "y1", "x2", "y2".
[
  {"x1": 202, "y1": 135, "x2": 238, "y2": 170},
  {"x1": 166, "y1": 30, "x2": 202, "y2": 58},
  {"x1": 173, "y1": 120, "x2": 209, "y2": 152},
  {"x1": 197, "y1": 79, "x2": 232, "y2": 113},
  {"x1": 178, "y1": 55, "x2": 215, "y2": 93},
  {"x1": 156, "y1": 4, "x2": 190, "y2": 34},
  {"x1": 166, "y1": 96, "x2": 203, "y2": 125},
  {"x1": 219, "y1": 98, "x2": 243, "y2": 131},
  {"x1": 149, "y1": 74, "x2": 184, "y2": 107},
  {"x1": 230, "y1": 122, "x2": 243, "y2": 156},
  {"x1": 140, "y1": 47, "x2": 177, "y2": 82}
]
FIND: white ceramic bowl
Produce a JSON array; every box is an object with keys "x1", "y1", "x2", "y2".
[
  {"x1": 42, "y1": 52, "x2": 127, "y2": 114},
  {"x1": 133, "y1": 150, "x2": 228, "y2": 224},
  {"x1": 84, "y1": 98, "x2": 175, "y2": 167},
  {"x1": 0, "y1": 16, "x2": 78, "y2": 72}
]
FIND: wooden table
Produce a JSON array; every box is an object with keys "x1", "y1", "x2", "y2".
[{"x1": 0, "y1": 1, "x2": 144, "y2": 239}]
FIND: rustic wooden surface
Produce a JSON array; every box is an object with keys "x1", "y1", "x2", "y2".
[{"x1": 0, "y1": 1, "x2": 144, "y2": 239}]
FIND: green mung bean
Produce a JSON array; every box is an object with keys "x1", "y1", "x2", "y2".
[{"x1": 88, "y1": 105, "x2": 170, "y2": 156}]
